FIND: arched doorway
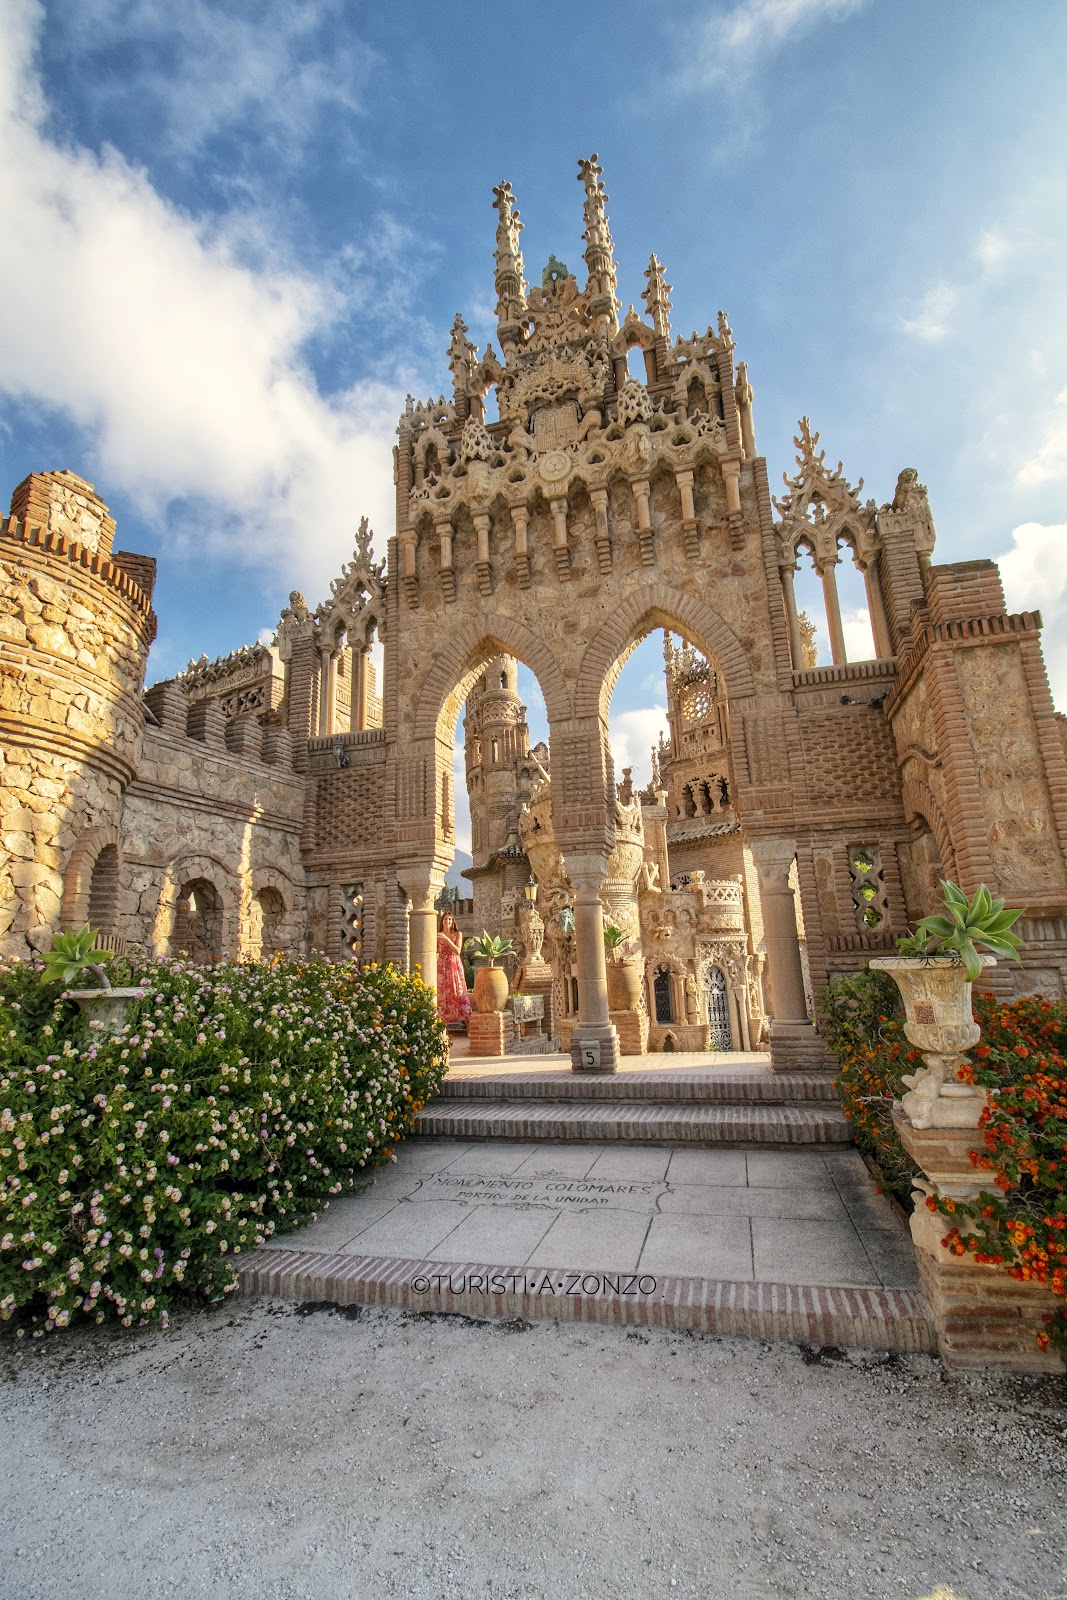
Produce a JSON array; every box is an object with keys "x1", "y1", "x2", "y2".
[{"x1": 704, "y1": 964, "x2": 732, "y2": 1051}]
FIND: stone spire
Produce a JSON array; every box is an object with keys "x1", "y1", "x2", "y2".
[
  {"x1": 447, "y1": 313, "x2": 477, "y2": 409},
  {"x1": 491, "y1": 180, "x2": 528, "y2": 351},
  {"x1": 577, "y1": 153, "x2": 619, "y2": 334},
  {"x1": 642, "y1": 253, "x2": 672, "y2": 340}
]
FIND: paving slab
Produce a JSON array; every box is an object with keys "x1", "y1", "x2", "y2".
[
  {"x1": 425, "y1": 1204, "x2": 558, "y2": 1265},
  {"x1": 343, "y1": 1198, "x2": 475, "y2": 1258},
  {"x1": 639, "y1": 1212, "x2": 755, "y2": 1280},
  {"x1": 664, "y1": 1148, "x2": 748, "y2": 1186},
  {"x1": 526, "y1": 1207, "x2": 653, "y2": 1273},
  {"x1": 511, "y1": 1144, "x2": 603, "y2": 1178},
  {"x1": 751, "y1": 1216, "x2": 880, "y2": 1288}
]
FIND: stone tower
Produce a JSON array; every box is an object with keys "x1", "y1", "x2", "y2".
[
  {"x1": 462, "y1": 655, "x2": 545, "y2": 933},
  {"x1": 0, "y1": 471, "x2": 156, "y2": 952}
]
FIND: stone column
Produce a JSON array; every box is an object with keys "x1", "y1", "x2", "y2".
[
  {"x1": 779, "y1": 563, "x2": 806, "y2": 671},
  {"x1": 318, "y1": 650, "x2": 338, "y2": 737},
  {"x1": 816, "y1": 558, "x2": 848, "y2": 666},
  {"x1": 563, "y1": 852, "x2": 619, "y2": 1074},
  {"x1": 398, "y1": 865, "x2": 445, "y2": 991},
  {"x1": 860, "y1": 560, "x2": 893, "y2": 660},
  {"x1": 751, "y1": 837, "x2": 828, "y2": 1072}
]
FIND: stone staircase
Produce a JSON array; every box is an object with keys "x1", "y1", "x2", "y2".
[{"x1": 415, "y1": 1065, "x2": 848, "y2": 1149}]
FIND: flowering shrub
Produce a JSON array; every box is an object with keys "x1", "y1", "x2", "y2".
[
  {"x1": 0, "y1": 955, "x2": 448, "y2": 1335},
  {"x1": 824, "y1": 973, "x2": 1067, "y2": 1353}
]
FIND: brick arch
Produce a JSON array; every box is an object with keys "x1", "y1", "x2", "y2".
[
  {"x1": 152, "y1": 851, "x2": 239, "y2": 960},
  {"x1": 412, "y1": 616, "x2": 572, "y2": 744},
  {"x1": 900, "y1": 775, "x2": 957, "y2": 883},
  {"x1": 573, "y1": 583, "x2": 757, "y2": 721},
  {"x1": 60, "y1": 824, "x2": 122, "y2": 930}
]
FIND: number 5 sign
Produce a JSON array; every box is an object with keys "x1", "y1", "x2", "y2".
[{"x1": 580, "y1": 1041, "x2": 601, "y2": 1070}]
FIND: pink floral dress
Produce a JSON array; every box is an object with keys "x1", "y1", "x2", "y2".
[{"x1": 436, "y1": 932, "x2": 471, "y2": 1024}]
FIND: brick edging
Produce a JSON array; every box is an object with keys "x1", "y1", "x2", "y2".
[{"x1": 237, "y1": 1247, "x2": 936, "y2": 1354}]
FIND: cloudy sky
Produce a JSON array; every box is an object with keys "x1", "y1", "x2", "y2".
[{"x1": 1, "y1": 0, "x2": 1066, "y2": 848}]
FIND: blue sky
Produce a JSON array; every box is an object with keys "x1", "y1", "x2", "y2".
[{"x1": 2, "y1": 0, "x2": 1067, "y2": 844}]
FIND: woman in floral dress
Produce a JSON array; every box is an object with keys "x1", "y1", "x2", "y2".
[{"x1": 436, "y1": 912, "x2": 471, "y2": 1025}]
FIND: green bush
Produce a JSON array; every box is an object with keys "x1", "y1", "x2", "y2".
[
  {"x1": 821, "y1": 969, "x2": 916, "y2": 1205},
  {"x1": 0, "y1": 955, "x2": 448, "y2": 1335}
]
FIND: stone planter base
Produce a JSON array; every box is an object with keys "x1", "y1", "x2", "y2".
[
  {"x1": 896, "y1": 1105, "x2": 1064, "y2": 1373},
  {"x1": 609, "y1": 1007, "x2": 649, "y2": 1056},
  {"x1": 467, "y1": 1010, "x2": 516, "y2": 1057},
  {"x1": 910, "y1": 1207, "x2": 1063, "y2": 1375},
  {"x1": 569, "y1": 1022, "x2": 619, "y2": 1075}
]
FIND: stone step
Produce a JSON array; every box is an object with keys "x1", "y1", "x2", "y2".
[
  {"x1": 438, "y1": 1071, "x2": 839, "y2": 1104},
  {"x1": 414, "y1": 1097, "x2": 850, "y2": 1148},
  {"x1": 239, "y1": 1248, "x2": 935, "y2": 1355}
]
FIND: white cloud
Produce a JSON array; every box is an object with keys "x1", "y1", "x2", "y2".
[
  {"x1": 0, "y1": 0, "x2": 409, "y2": 599},
  {"x1": 977, "y1": 229, "x2": 1014, "y2": 276},
  {"x1": 608, "y1": 706, "x2": 669, "y2": 793},
  {"x1": 44, "y1": 0, "x2": 376, "y2": 166},
  {"x1": 680, "y1": 0, "x2": 867, "y2": 86},
  {"x1": 841, "y1": 605, "x2": 875, "y2": 663},
  {"x1": 997, "y1": 520, "x2": 1067, "y2": 710},
  {"x1": 900, "y1": 282, "x2": 959, "y2": 343},
  {"x1": 1017, "y1": 387, "x2": 1067, "y2": 488}
]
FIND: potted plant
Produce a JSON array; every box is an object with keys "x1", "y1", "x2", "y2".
[
  {"x1": 40, "y1": 924, "x2": 145, "y2": 1036},
  {"x1": 603, "y1": 922, "x2": 642, "y2": 1011},
  {"x1": 465, "y1": 931, "x2": 516, "y2": 1014},
  {"x1": 871, "y1": 881, "x2": 1023, "y2": 1128}
]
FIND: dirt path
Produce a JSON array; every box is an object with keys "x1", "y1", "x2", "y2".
[{"x1": 1, "y1": 1299, "x2": 1064, "y2": 1600}]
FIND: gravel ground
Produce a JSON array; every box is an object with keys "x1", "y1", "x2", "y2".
[{"x1": 1, "y1": 1297, "x2": 1064, "y2": 1600}]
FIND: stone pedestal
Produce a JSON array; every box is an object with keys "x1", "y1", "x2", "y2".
[
  {"x1": 895, "y1": 1108, "x2": 1063, "y2": 1374},
  {"x1": 569, "y1": 1020, "x2": 619, "y2": 1074},
  {"x1": 610, "y1": 1008, "x2": 648, "y2": 1056},
  {"x1": 467, "y1": 1009, "x2": 516, "y2": 1057}
]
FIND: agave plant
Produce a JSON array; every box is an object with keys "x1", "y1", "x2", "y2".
[
  {"x1": 39, "y1": 925, "x2": 113, "y2": 989},
  {"x1": 896, "y1": 880, "x2": 1023, "y2": 981},
  {"x1": 602, "y1": 923, "x2": 630, "y2": 963},
  {"x1": 463, "y1": 931, "x2": 516, "y2": 966}
]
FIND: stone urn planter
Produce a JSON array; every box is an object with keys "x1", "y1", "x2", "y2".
[
  {"x1": 870, "y1": 953, "x2": 994, "y2": 1129},
  {"x1": 606, "y1": 959, "x2": 643, "y2": 1012},
  {"x1": 472, "y1": 964, "x2": 509, "y2": 1014},
  {"x1": 66, "y1": 986, "x2": 145, "y2": 1036}
]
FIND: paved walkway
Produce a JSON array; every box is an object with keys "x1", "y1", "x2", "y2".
[
  {"x1": 241, "y1": 1052, "x2": 933, "y2": 1351},
  {"x1": 268, "y1": 1138, "x2": 915, "y2": 1290}
]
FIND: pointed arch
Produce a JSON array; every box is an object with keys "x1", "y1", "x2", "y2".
[
  {"x1": 412, "y1": 616, "x2": 571, "y2": 744},
  {"x1": 573, "y1": 582, "x2": 757, "y2": 722}
]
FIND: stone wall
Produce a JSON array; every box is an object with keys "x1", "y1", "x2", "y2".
[{"x1": 121, "y1": 726, "x2": 306, "y2": 959}]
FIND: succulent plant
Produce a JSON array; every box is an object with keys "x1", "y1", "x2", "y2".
[
  {"x1": 463, "y1": 931, "x2": 516, "y2": 965},
  {"x1": 896, "y1": 880, "x2": 1023, "y2": 981},
  {"x1": 602, "y1": 923, "x2": 630, "y2": 961},
  {"x1": 39, "y1": 925, "x2": 113, "y2": 989}
]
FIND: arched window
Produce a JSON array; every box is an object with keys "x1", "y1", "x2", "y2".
[
  {"x1": 249, "y1": 887, "x2": 285, "y2": 959},
  {"x1": 653, "y1": 967, "x2": 674, "y2": 1024},
  {"x1": 173, "y1": 878, "x2": 222, "y2": 963}
]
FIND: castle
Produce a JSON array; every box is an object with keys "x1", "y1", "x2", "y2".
[{"x1": 4, "y1": 156, "x2": 1067, "y2": 1075}]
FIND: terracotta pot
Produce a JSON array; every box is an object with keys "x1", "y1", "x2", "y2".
[
  {"x1": 473, "y1": 964, "x2": 509, "y2": 1014},
  {"x1": 606, "y1": 959, "x2": 642, "y2": 1012}
]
